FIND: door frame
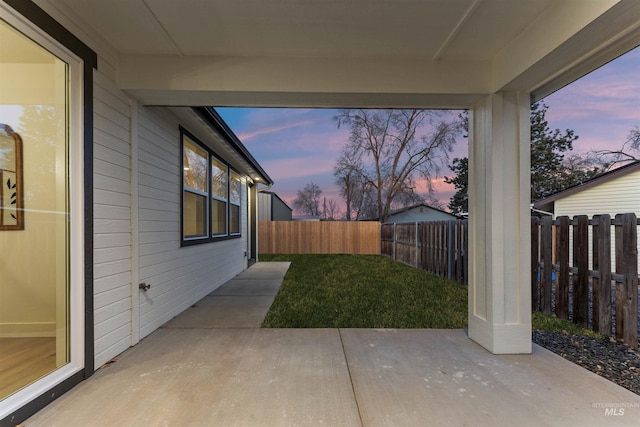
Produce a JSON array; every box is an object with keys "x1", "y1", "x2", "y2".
[{"x1": 0, "y1": 1, "x2": 96, "y2": 425}]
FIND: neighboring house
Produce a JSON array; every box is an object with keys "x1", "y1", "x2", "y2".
[
  {"x1": 533, "y1": 160, "x2": 640, "y2": 217},
  {"x1": 533, "y1": 160, "x2": 640, "y2": 271},
  {"x1": 379, "y1": 203, "x2": 458, "y2": 223},
  {"x1": 258, "y1": 191, "x2": 293, "y2": 221}
]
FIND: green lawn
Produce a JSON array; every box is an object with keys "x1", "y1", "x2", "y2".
[
  {"x1": 261, "y1": 254, "x2": 467, "y2": 328},
  {"x1": 261, "y1": 254, "x2": 601, "y2": 336}
]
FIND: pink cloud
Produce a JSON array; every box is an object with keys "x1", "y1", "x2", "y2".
[
  {"x1": 263, "y1": 156, "x2": 334, "y2": 181},
  {"x1": 236, "y1": 120, "x2": 318, "y2": 141}
]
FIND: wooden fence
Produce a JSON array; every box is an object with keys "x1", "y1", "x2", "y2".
[
  {"x1": 381, "y1": 215, "x2": 639, "y2": 347},
  {"x1": 258, "y1": 221, "x2": 380, "y2": 254},
  {"x1": 380, "y1": 220, "x2": 468, "y2": 284},
  {"x1": 532, "y1": 213, "x2": 639, "y2": 348}
]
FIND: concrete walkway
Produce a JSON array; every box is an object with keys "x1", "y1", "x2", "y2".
[{"x1": 26, "y1": 262, "x2": 640, "y2": 426}]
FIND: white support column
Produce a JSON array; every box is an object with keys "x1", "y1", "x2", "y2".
[{"x1": 468, "y1": 92, "x2": 531, "y2": 354}]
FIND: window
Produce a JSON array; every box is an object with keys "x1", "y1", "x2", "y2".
[
  {"x1": 229, "y1": 171, "x2": 241, "y2": 234},
  {"x1": 181, "y1": 128, "x2": 243, "y2": 244},
  {"x1": 211, "y1": 156, "x2": 227, "y2": 236},
  {"x1": 182, "y1": 136, "x2": 209, "y2": 238}
]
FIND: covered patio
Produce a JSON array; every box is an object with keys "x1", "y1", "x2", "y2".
[
  {"x1": 32, "y1": 0, "x2": 640, "y2": 355},
  {"x1": 25, "y1": 263, "x2": 640, "y2": 426},
  {"x1": 4, "y1": 0, "x2": 640, "y2": 423}
]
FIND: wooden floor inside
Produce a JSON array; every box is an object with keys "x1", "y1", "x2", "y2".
[{"x1": 0, "y1": 337, "x2": 57, "y2": 399}]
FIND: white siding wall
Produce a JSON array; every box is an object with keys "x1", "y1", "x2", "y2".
[
  {"x1": 136, "y1": 107, "x2": 249, "y2": 339},
  {"x1": 30, "y1": 0, "x2": 253, "y2": 369},
  {"x1": 555, "y1": 170, "x2": 640, "y2": 217},
  {"x1": 93, "y1": 70, "x2": 133, "y2": 368},
  {"x1": 555, "y1": 169, "x2": 640, "y2": 273},
  {"x1": 33, "y1": 0, "x2": 135, "y2": 369}
]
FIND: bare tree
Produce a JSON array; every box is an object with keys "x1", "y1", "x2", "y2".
[
  {"x1": 591, "y1": 126, "x2": 640, "y2": 168},
  {"x1": 292, "y1": 182, "x2": 322, "y2": 216},
  {"x1": 333, "y1": 145, "x2": 371, "y2": 221},
  {"x1": 334, "y1": 109, "x2": 460, "y2": 222},
  {"x1": 322, "y1": 198, "x2": 341, "y2": 220}
]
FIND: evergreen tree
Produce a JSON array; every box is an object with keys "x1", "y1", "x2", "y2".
[
  {"x1": 445, "y1": 103, "x2": 603, "y2": 212},
  {"x1": 443, "y1": 157, "x2": 468, "y2": 215}
]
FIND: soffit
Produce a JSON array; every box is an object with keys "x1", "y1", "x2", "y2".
[
  {"x1": 53, "y1": 0, "x2": 552, "y2": 61},
  {"x1": 32, "y1": 0, "x2": 640, "y2": 107}
]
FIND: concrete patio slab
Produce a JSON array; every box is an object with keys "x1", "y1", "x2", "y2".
[
  {"x1": 162, "y1": 261, "x2": 290, "y2": 329},
  {"x1": 162, "y1": 295, "x2": 277, "y2": 329},
  {"x1": 24, "y1": 329, "x2": 360, "y2": 427},
  {"x1": 341, "y1": 329, "x2": 640, "y2": 426},
  {"x1": 24, "y1": 262, "x2": 640, "y2": 426},
  {"x1": 234, "y1": 262, "x2": 291, "y2": 280},
  {"x1": 212, "y1": 278, "x2": 283, "y2": 296}
]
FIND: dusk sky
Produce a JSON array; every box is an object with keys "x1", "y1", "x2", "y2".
[{"x1": 217, "y1": 46, "x2": 640, "y2": 215}]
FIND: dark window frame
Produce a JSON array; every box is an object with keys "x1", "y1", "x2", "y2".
[
  {"x1": 182, "y1": 133, "x2": 210, "y2": 240},
  {"x1": 228, "y1": 170, "x2": 242, "y2": 236},
  {"x1": 180, "y1": 127, "x2": 242, "y2": 247}
]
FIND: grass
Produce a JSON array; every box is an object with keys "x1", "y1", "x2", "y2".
[
  {"x1": 261, "y1": 254, "x2": 467, "y2": 328},
  {"x1": 260, "y1": 254, "x2": 601, "y2": 337},
  {"x1": 531, "y1": 311, "x2": 604, "y2": 338}
]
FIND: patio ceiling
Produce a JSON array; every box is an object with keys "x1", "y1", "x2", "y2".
[{"x1": 38, "y1": 0, "x2": 640, "y2": 107}]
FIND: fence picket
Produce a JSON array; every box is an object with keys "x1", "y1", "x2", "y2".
[
  {"x1": 556, "y1": 216, "x2": 570, "y2": 320},
  {"x1": 531, "y1": 217, "x2": 540, "y2": 311},
  {"x1": 618, "y1": 213, "x2": 638, "y2": 348},
  {"x1": 541, "y1": 217, "x2": 554, "y2": 315},
  {"x1": 593, "y1": 214, "x2": 612, "y2": 335},
  {"x1": 615, "y1": 214, "x2": 624, "y2": 341},
  {"x1": 463, "y1": 221, "x2": 468, "y2": 285},
  {"x1": 456, "y1": 221, "x2": 465, "y2": 283},
  {"x1": 573, "y1": 215, "x2": 589, "y2": 328}
]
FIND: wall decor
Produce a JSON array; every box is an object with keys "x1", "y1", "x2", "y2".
[{"x1": 0, "y1": 123, "x2": 24, "y2": 230}]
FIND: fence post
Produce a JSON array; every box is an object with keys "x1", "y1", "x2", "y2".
[
  {"x1": 455, "y1": 221, "x2": 462, "y2": 283},
  {"x1": 573, "y1": 215, "x2": 589, "y2": 328},
  {"x1": 393, "y1": 222, "x2": 397, "y2": 262},
  {"x1": 463, "y1": 220, "x2": 468, "y2": 285},
  {"x1": 556, "y1": 216, "x2": 570, "y2": 320},
  {"x1": 531, "y1": 217, "x2": 540, "y2": 311},
  {"x1": 541, "y1": 216, "x2": 553, "y2": 315},
  {"x1": 415, "y1": 222, "x2": 419, "y2": 268},
  {"x1": 593, "y1": 214, "x2": 612, "y2": 336},
  {"x1": 447, "y1": 221, "x2": 454, "y2": 281},
  {"x1": 616, "y1": 213, "x2": 638, "y2": 348},
  {"x1": 441, "y1": 222, "x2": 444, "y2": 277}
]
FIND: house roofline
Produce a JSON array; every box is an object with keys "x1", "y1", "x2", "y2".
[
  {"x1": 533, "y1": 160, "x2": 640, "y2": 207},
  {"x1": 261, "y1": 191, "x2": 293, "y2": 212},
  {"x1": 372, "y1": 202, "x2": 458, "y2": 221},
  {"x1": 390, "y1": 202, "x2": 457, "y2": 217},
  {"x1": 193, "y1": 107, "x2": 274, "y2": 186}
]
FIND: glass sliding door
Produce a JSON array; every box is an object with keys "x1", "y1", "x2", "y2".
[{"x1": 0, "y1": 17, "x2": 71, "y2": 401}]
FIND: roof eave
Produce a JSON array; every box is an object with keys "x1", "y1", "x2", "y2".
[
  {"x1": 192, "y1": 106, "x2": 274, "y2": 186},
  {"x1": 533, "y1": 160, "x2": 640, "y2": 207}
]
